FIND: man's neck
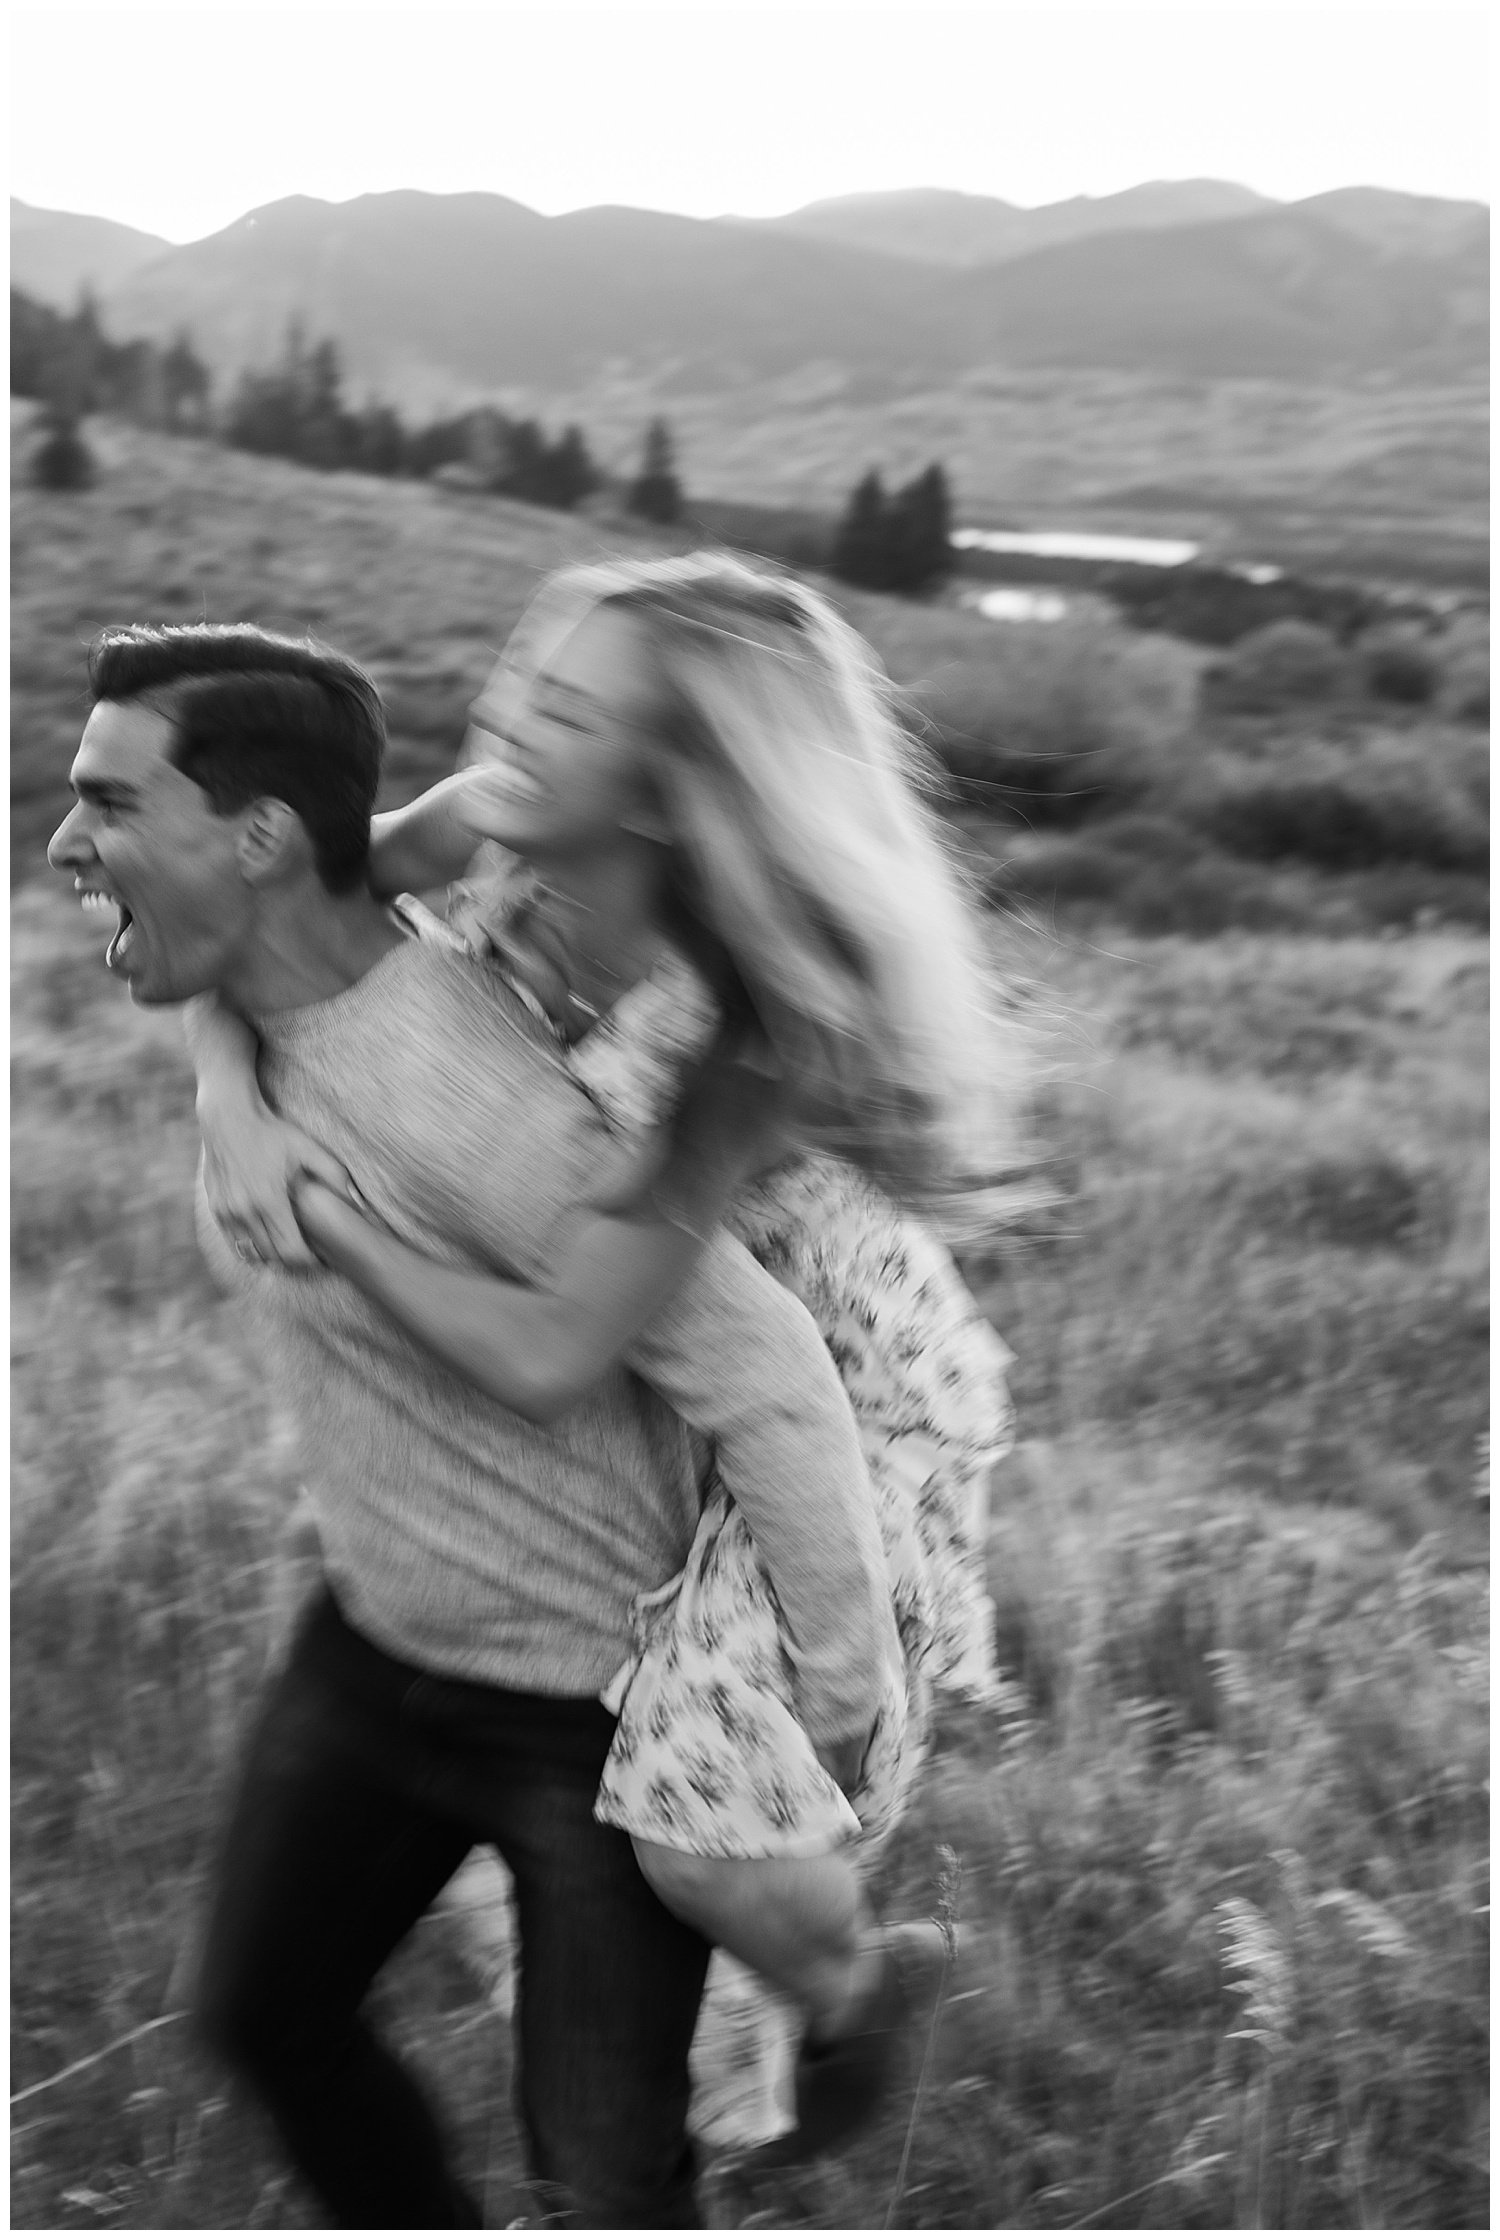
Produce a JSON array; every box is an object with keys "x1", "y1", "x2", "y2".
[{"x1": 219, "y1": 885, "x2": 403, "y2": 1016}]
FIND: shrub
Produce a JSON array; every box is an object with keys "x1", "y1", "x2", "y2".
[
  {"x1": 1203, "y1": 620, "x2": 1350, "y2": 714},
  {"x1": 1433, "y1": 616, "x2": 1490, "y2": 724},
  {"x1": 1362, "y1": 631, "x2": 1437, "y2": 706},
  {"x1": 1239, "y1": 1152, "x2": 1433, "y2": 1251},
  {"x1": 1118, "y1": 855, "x2": 1288, "y2": 936},
  {"x1": 1450, "y1": 672, "x2": 1489, "y2": 724},
  {"x1": 30, "y1": 412, "x2": 95, "y2": 491},
  {"x1": 907, "y1": 614, "x2": 1197, "y2": 825},
  {"x1": 990, "y1": 835, "x2": 1134, "y2": 907},
  {"x1": 1081, "y1": 812, "x2": 1202, "y2": 866},
  {"x1": 1343, "y1": 865, "x2": 1491, "y2": 930},
  {"x1": 1190, "y1": 734, "x2": 1488, "y2": 876}
]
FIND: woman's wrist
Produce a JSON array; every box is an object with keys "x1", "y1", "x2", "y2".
[{"x1": 294, "y1": 1182, "x2": 374, "y2": 1273}]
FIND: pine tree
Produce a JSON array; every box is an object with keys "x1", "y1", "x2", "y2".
[
  {"x1": 161, "y1": 331, "x2": 210, "y2": 429},
  {"x1": 353, "y1": 402, "x2": 407, "y2": 477},
  {"x1": 628, "y1": 418, "x2": 682, "y2": 524},
  {"x1": 831, "y1": 469, "x2": 890, "y2": 590},
  {"x1": 543, "y1": 425, "x2": 602, "y2": 509},
  {"x1": 499, "y1": 418, "x2": 548, "y2": 500},
  {"x1": 886, "y1": 463, "x2": 953, "y2": 593},
  {"x1": 31, "y1": 407, "x2": 95, "y2": 491}
]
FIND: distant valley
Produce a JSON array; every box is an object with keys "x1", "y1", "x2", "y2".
[{"x1": 10, "y1": 181, "x2": 1488, "y2": 586}]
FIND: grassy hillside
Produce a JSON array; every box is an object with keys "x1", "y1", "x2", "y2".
[
  {"x1": 12, "y1": 419, "x2": 1489, "y2": 2228},
  {"x1": 10, "y1": 408, "x2": 655, "y2": 877},
  {"x1": 510, "y1": 366, "x2": 1489, "y2": 591}
]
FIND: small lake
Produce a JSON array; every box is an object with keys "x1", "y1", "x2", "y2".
[
  {"x1": 967, "y1": 588, "x2": 1070, "y2": 623},
  {"x1": 952, "y1": 527, "x2": 1285, "y2": 622},
  {"x1": 952, "y1": 527, "x2": 1200, "y2": 567}
]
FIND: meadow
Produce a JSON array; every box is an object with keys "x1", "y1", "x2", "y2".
[{"x1": 11, "y1": 416, "x2": 1489, "y2": 2228}]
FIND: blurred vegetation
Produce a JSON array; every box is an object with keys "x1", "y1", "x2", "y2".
[{"x1": 12, "y1": 414, "x2": 1489, "y2": 2228}]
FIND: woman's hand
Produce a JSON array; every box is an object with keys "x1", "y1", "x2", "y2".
[
  {"x1": 450, "y1": 763, "x2": 538, "y2": 848},
  {"x1": 290, "y1": 1178, "x2": 388, "y2": 1276},
  {"x1": 201, "y1": 1100, "x2": 358, "y2": 1274}
]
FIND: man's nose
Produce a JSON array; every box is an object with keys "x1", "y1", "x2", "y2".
[{"x1": 47, "y1": 803, "x2": 89, "y2": 871}]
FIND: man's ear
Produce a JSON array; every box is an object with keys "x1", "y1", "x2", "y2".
[{"x1": 237, "y1": 798, "x2": 311, "y2": 885}]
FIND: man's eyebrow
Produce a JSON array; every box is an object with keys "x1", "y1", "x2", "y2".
[{"x1": 73, "y1": 774, "x2": 141, "y2": 805}]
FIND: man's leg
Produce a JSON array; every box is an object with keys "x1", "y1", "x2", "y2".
[
  {"x1": 505, "y1": 1797, "x2": 712, "y2": 2228},
  {"x1": 431, "y1": 1690, "x2": 711, "y2": 2228},
  {"x1": 196, "y1": 1600, "x2": 479, "y2": 2229}
]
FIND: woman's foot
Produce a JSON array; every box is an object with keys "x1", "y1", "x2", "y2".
[{"x1": 760, "y1": 1920, "x2": 952, "y2": 2162}]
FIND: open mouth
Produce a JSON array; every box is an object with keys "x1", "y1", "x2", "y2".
[{"x1": 79, "y1": 889, "x2": 135, "y2": 970}]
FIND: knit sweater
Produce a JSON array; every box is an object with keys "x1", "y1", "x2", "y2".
[{"x1": 200, "y1": 932, "x2": 896, "y2": 1744}]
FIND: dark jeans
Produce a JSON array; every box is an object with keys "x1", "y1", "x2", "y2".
[{"x1": 197, "y1": 1592, "x2": 711, "y2": 2229}]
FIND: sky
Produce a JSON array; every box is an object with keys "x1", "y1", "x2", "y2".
[{"x1": 10, "y1": 1, "x2": 1489, "y2": 245}]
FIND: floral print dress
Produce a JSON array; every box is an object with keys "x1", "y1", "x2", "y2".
[
  {"x1": 408, "y1": 874, "x2": 1015, "y2": 1860},
  {"x1": 562, "y1": 953, "x2": 1015, "y2": 1860}
]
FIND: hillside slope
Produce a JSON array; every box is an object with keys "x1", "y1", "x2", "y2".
[
  {"x1": 101, "y1": 190, "x2": 957, "y2": 403},
  {"x1": 81, "y1": 186, "x2": 1487, "y2": 405},
  {"x1": 10, "y1": 413, "x2": 652, "y2": 872},
  {"x1": 964, "y1": 205, "x2": 1487, "y2": 378},
  {"x1": 11, "y1": 196, "x2": 172, "y2": 303}
]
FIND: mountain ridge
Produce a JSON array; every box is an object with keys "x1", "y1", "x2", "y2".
[
  {"x1": 758, "y1": 179, "x2": 1277, "y2": 264},
  {"x1": 12, "y1": 183, "x2": 1487, "y2": 406}
]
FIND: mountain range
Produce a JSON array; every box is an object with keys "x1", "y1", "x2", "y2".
[{"x1": 10, "y1": 181, "x2": 1488, "y2": 407}]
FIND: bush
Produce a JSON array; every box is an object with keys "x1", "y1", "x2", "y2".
[
  {"x1": 1343, "y1": 865, "x2": 1491, "y2": 930},
  {"x1": 1362, "y1": 631, "x2": 1437, "y2": 706},
  {"x1": 1081, "y1": 812, "x2": 1202, "y2": 866},
  {"x1": 1239, "y1": 1152, "x2": 1433, "y2": 1251},
  {"x1": 30, "y1": 413, "x2": 96, "y2": 491},
  {"x1": 1203, "y1": 620, "x2": 1350, "y2": 713},
  {"x1": 1117, "y1": 855, "x2": 1288, "y2": 936},
  {"x1": 1189, "y1": 731, "x2": 1488, "y2": 876},
  {"x1": 908, "y1": 614, "x2": 1197, "y2": 825},
  {"x1": 1449, "y1": 672, "x2": 1489, "y2": 725},
  {"x1": 1432, "y1": 615, "x2": 1489, "y2": 724},
  {"x1": 990, "y1": 834, "x2": 1135, "y2": 906}
]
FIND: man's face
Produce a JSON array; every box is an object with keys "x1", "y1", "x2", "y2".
[{"x1": 47, "y1": 700, "x2": 253, "y2": 1006}]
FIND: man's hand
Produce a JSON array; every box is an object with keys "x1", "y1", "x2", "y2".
[{"x1": 202, "y1": 1100, "x2": 356, "y2": 1273}]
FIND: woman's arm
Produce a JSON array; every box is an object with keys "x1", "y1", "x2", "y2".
[
  {"x1": 295, "y1": 1186, "x2": 708, "y2": 1423},
  {"x1": 367, "y1": 764, "x2": 567, "y2": 899},
  {"x1": 184, "y1": 993, "x2": 356, "y2": 1271},
  {"x1": 293, "y1": 1031, "x2": 790, "y2": 1422},
  {"x1": 366, "y1": 772, "x2": 488, "y2": 898}
]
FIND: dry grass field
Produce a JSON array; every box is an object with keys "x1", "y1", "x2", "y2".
[{"x1": 11, "y1": 417, "x2": 1488, "y2": 2228}]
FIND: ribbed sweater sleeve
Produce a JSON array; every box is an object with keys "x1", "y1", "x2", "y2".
[{"x1": 626, "y1": 1237, "x2": 900, "y2": 1747}]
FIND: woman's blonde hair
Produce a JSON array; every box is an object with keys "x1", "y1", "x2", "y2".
[{"x1": 495, "y1": 551, "x2": 1041, "y2": 1228}]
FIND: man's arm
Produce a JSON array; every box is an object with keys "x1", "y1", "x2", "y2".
[{"x1": 622, "y1": 1233, "x2": 899, "y2": 1756}]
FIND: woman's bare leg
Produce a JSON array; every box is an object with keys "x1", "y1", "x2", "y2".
[{"x1": 632, "y1": 1841, "x2": 884, "y2": 2038}]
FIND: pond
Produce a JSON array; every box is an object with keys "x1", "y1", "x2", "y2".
[{"x1": 952, "y1": 526, "x2": 1201, "y2": 566}]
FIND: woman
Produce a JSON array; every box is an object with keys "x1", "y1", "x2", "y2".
[{"x1": 192, "y1": 553, "x2": 1038, "y2": 2150}]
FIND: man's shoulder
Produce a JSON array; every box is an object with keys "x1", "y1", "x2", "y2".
[{"x1": 364, "y1": 925, "x2": 534, "y2": 1038}]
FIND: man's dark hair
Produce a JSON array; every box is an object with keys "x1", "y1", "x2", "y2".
[{"x1": 88, "y1": 623, "x2": 386, "y2": 894}]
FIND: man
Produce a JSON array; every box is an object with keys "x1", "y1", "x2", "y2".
[{"x1": 48, "y1": 623, "x2": 897, "y2": 2229}]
